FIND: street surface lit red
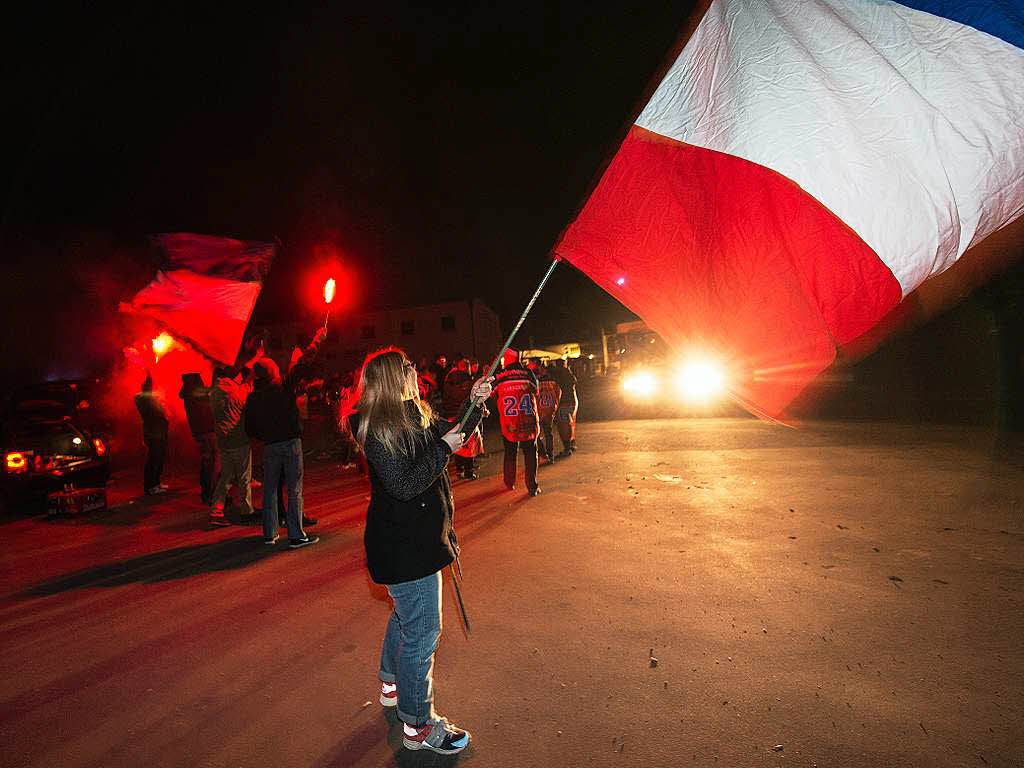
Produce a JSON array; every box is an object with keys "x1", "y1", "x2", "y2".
[{"x1": 0, "y1": 419, "x2": 1021, "y2": 767}]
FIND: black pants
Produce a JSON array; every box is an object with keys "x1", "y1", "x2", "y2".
[
  {"x1": 502, "y1": 437, "x2": 538, "y2": 491},
  {"x1": 197, "y1": 433, "x2": 217, "y2": 504},
  {"x1": 143, "y1": 434, "x2": 167, "y2": 492},
  {"x1": 556, "y1": 413, "x2": 576, "y2": 454},
  {"x1": 539, "y1": 418, "x2": 555, "y2": 460}
]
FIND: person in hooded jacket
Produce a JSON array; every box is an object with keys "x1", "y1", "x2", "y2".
[
  {"x1": 208, "y1": 365, "x2": 254, "y2": 527},
  {"x1": 348, "y1": 346, "x2": 491, "y2": 756},
  {"x1": 243, "y1": 327, "x2": 325, "y2": 547}
]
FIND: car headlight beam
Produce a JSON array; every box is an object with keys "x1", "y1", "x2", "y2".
[
  {"x1": 623, "y1": 371, "x2": 659, "y2": 398},
  {"x1": 676, "y1": 359, "x2": 726, "y2": 402}
]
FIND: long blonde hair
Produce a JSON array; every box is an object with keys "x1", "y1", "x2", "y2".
[{"x1": 352, "y1": 347, "x2": 433, "y2": 455}]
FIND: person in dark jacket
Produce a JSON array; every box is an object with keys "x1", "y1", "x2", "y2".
[
  {"x1": 349, "y1": 346, "x2": 491, "y2": 756},
  {"x1": 243, "y1": 327, "x2": 325, "y2": 548},
  {"x1": 550, "y1": 358, "x2": 579, "y2": 457},
  {"x1": 180, "y1": 372, "x2": 217, "y2": 504},
  {"x1": 134, "y1": 374, "x2": 169, "y2": 495}
]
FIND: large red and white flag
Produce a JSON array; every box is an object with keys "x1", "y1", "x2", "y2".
[
  {"x1": 119, "y1": 234, "x2": 276, "y2": 364},
  {"x1": 556, "y1": 0, "x2": 1024, "y2": 417}
]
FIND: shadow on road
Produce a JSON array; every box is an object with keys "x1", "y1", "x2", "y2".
[
  {"x1": 314, "y1": 708, "x2": 470, "y2": 767},
  {"x1": 1, "y1": 490, "x2": 189, "y2": 527},
  {"x1": 23, "y1": 537, "x2": 281, "y2": 596}
]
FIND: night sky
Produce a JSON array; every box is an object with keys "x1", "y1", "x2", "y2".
[
  {"x1": 2, "y1": 3, "x2": 1021, "y2": 424},
  {"x1": 2, "y1": 3, "x2": 705, "y2": 384}
]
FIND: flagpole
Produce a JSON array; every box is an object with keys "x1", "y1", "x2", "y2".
[
  {"x1": 456, "y1": 257, "x2": 560, "y2": 434},
  {"x1": 450, "y1": 563, "x2": 470, "y2": 634}
]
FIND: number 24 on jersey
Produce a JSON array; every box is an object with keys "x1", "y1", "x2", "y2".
[{"x1": 502, "y1": 394, "x2": 534, "y2": 417}]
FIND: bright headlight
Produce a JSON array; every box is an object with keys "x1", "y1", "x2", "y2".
[
  {"x1": 623, "y1": 371, "x2": 659, "y2": 398},
  {"x1": 676, "y1": 359, "x2": 726, "y2": 402}
]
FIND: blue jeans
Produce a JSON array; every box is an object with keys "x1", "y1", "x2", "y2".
[
  {"x1": 379, "y1": 571, "x2": 443, "y2": 726},
  {"x1": 262, "y1": 439, "x2": 304, "y2": 540}
]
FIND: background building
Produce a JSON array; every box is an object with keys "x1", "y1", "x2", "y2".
[{"x1": 257, "y1": 299, "x2": 502, "y2": 374}]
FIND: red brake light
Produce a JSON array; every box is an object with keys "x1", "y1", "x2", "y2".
[
  {"x1": 93, "y1": 438, "x2": 107, "y2": 457},
  {"x1": 5, "y1": 452, "x2": 27, "y2": 472}
]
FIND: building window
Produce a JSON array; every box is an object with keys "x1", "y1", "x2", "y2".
[
  {"x1": 361, "y1": 325, "x2": 376, "y2": 339},
  {"x1": 441, "y1": 315, "x2": 456, "y2": 332},
  {"x1": 401, "y1": 320, "x2": 415, "y2": 335}
]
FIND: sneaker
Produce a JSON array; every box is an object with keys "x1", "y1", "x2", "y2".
[
  {"x1": 555, "y1": 450, "x2": 572, "y2": 460},
  {"x1": 403, "y1": 717, "x2": 471, "y2": 754},
  {"x1": 208, "y1": 512, "x2": 230, "y2": 527},
  {"x1": 462, "y1": 472, "x2": 479, "y2": 480},
  {"x1": 379, "y1": 681, "x2": 398, "y2": 707},
  {"x1": 145, "y1": 485, "x2": 168, "y2": 496},
  {"x1": 504, "y1": 482, "x2": 516, "y2": 491},
  {"x1": 264, "y1": 534, "x2": 280, "y2": 545},
  {"x1": 528, "y1": 487, "x2": 542, "y2": 497},
  {"x1": 289, "y1": 535, "x2": 319, "y2": 549}
]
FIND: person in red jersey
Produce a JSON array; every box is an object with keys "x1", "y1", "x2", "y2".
[
  {"x1": 532, "y1": 359, "x2": 562, "y2": 463},
  {"x1": 492, "y1": 349, "x2": 541, "y2": 496},
  {"x1": 442, "y1": 359, "x2": 486, "y2": 479}
]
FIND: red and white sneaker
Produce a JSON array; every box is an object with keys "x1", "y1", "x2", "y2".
[
  {"x1": 402, "y1": 716, "x2": 471, "y2": 754},
  {"x1": 379, "y1": 681, "x2": 397, "y2": 707}
]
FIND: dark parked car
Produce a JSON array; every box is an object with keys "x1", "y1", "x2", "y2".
[{"x1": 1, "y1": 392, "x2": 111, "y2": 510}]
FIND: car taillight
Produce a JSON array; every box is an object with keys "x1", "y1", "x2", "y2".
[
  {"x1": 93, "y1": 438, "x2": 107, "y2": 457},
  {"x1": 5, "y1": 452, "x2": 27, "y2": 473}
]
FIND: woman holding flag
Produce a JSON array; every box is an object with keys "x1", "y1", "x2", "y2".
[{"x1": 348, "y1": 347, "x2": 491, "y2": 756}]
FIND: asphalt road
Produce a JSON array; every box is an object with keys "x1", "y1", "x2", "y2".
[{"x1": 1, "y1": 419, "x2": 1022, "y2": 768}]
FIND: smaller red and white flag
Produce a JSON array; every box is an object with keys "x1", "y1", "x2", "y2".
[{"x1": 120, "y1": 234, "x2": 276, "y2": 364}]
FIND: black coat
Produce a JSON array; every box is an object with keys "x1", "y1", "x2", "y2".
[
  {"x1": 351, "y1": 400, "x2": 481, "y2": 585},
  {"x1": 244, "y1": 343, "x2": 320, "y2": 445},
  {"x1": 179, "y1": 374, "x2": 214, "y2": 437}
]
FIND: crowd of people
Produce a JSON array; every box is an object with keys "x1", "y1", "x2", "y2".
[
  {"x1": 133, "y1": 333, "x2": 580, "y2": 534},
  {"x1": 131, "y1": 336, "x2": 581, "y2": 755},
  {"x1": 133, "y1": 327, "x2": 326, "y2": 547}
]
